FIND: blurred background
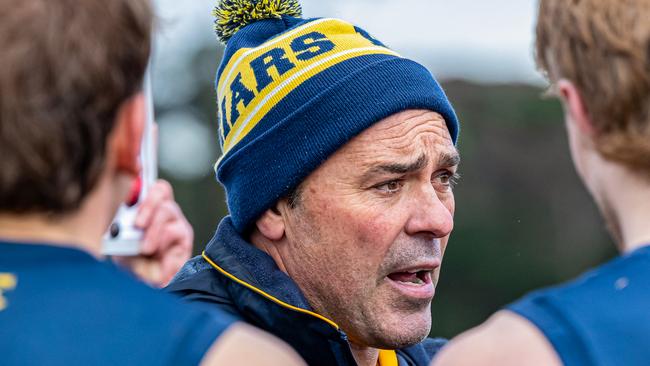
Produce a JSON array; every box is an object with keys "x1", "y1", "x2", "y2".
[{"x1": 151, "y1": 0, "x2": 614, "y2": 338}]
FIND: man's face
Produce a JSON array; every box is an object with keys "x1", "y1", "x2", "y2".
[{"x1": 277, "y1": 109, "x2": 459, "y2": 349}]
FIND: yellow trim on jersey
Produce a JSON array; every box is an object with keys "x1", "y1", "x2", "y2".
[
  {"x1": 0, "y1": 273, "x2": 16, "y2": 288},
  {"x1": 201, "y1": 251, "x2": 340, "y2": 330},
  {"x1": 0, "y1": 273, "x2": 17, "y2": 311}
]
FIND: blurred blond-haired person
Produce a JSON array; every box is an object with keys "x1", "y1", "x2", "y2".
[{"x1": 434, "y1": 1, "x2": 650, "y2": 365}]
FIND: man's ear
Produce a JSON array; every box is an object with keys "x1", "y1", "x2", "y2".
[
  {"x1": 557, "y1": 79, "x2": 595, "y2": 136},
  {"x1": 255, "y1": 205, "x2": 286, "y2": 241},
  {"x1": 111, "y1": 92, "x2": 145, "y2": 176}
]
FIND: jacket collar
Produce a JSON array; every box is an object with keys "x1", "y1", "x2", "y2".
[
  {"x1": 203, "y1": 218, "x2": 352, "y2": 360},
  {"x1": 204, "y1": 216, "x2": 315, "y2": 311}
]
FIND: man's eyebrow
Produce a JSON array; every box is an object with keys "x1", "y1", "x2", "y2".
[
  {"x1": 438, "y1": 151, "x2": 461, "y2": 168},
  {"x1": 365, "y1": 154, "x2": 428, "y2": 178},
  {"x1": 362, "y1": 151, "x2": 460, "y2": 181}
]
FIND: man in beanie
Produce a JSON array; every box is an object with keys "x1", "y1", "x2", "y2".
[
  {"x1": 0, "y1": 0, "x2": 304, "y2": 364},
  {"x1": 433, "y1": 1, "x2": 650, "y2": 365},
  {"x1": 168, "y1": 0, "x2": 460, "y2": 365}
]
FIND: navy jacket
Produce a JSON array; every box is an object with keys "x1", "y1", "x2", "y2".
[{"x1": 167, "y1": 217, "x2": 446, "y2": 366}]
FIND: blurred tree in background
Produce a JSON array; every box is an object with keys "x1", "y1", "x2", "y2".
[{"x1": 155, "y1": 43, "x2": 614, "y2": 338}]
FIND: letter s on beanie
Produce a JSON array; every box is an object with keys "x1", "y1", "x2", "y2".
[{"x1": 212, "y1": 0, "x2": 460, "y2": 233}]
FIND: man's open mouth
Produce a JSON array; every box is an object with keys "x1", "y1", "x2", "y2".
[
  {"x1": 387, "y1": 270, "x2": 432, "y2": 286},
  {"x1": 385, "y1": 262, "x2": 439, "y2": 300}
]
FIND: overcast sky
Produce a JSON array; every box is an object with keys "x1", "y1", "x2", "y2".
[{"x1": 153, "y1": 0, "x2": 544, "y2": 85}]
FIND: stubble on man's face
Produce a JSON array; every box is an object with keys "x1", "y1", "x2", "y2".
[{"x1": 278, "y1": 110, "x2": 459, "y2": 349}]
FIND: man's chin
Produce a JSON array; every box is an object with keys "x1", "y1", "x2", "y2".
[{"x1": 366, "y1": 310, "x2": 432, "y2": 349}]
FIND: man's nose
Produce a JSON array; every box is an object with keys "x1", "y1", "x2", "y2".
[{"x1": 404, "y1": 187, "x2": 454, "y2": 238}]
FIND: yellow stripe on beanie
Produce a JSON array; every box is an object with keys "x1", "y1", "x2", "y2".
[{"x1": 217, "y1": 18, "x2": 399, "y2": 156}]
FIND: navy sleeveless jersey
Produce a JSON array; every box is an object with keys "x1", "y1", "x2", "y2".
[
  {"x1": 508, "y1": 245, "x2": 650, "y2": 366},
  {"x1": 0, "y1": 242, "x2": 236, "y2": 365}
]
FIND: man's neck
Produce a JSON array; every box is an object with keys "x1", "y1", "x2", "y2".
[{"x1": 349, "y1": 341, "x2": 380, "y2": 366}]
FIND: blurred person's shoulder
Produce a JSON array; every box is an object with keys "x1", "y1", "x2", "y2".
[
  {"x1": 0, "y1": 241, "x2": 235, "y2": 366},
  {"x1": 511, "y1": 244, "x2": 650, "y2": 308},
  {"x1": 505, "y1": 244, "x2": 650, "y2": 364},
  {"x1": 434, "y1": 245, "x2": 650, "y2": 366}
]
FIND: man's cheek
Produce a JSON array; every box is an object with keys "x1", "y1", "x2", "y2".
[{"x1": 352, "y1": 210, "x2": 402, "y2": 247}]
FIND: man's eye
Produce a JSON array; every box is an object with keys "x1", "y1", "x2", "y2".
[
  {"x1": 435, "y1": 172, "x2": 460, "y2": 189},
  {"x1": 440, "y1": 173, "x2": 452, "y2": 185},
  {"x1": 375, "y1": 180, "x2": 403, "y2": 194}
]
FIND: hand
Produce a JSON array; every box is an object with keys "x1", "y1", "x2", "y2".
[{"x1": 113, "y1": 180, "x2": 194, "y2": 288}]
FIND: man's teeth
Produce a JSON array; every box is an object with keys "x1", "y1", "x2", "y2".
[
  {"x1": 400, "y1": 276, "x2": 424, "y2": 285},
  {"x1": 391, "y1": 272, "x2": 425, "y2": 285}
]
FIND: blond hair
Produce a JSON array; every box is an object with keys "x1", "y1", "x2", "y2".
[{"x1": 536, "y1": 0, "x2": 650, "y2": 174}]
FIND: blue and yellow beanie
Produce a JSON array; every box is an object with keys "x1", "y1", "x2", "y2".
[{"x1": 213, "y1": 0, "x2": 459, "y2": 233}]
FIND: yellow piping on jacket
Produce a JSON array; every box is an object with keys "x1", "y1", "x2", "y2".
[
  {"x1": 202, "y1": 251, "x2": 339, "y2": 330},
  {"x1": 378, "y1": 349, "x2": 398, "y2": 366}
]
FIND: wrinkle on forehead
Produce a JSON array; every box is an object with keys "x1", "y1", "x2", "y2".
[
  {"x1": 305, "y1": 109, "x2": 458, "y2": 190},
  {"x1": 347, "y1": 109, "x2": 455, "y2": 161},
  {"x1": 372, "y1": 110, "x2": 444, "y2": 133}
]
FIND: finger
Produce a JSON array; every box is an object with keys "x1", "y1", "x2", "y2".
[
  {"x1": 149, "y1": 220, "x2": 192, "y2": 286},
  {"x1": 155, "y1": 219, "x2": 192, "y2": 261},
  {"x1": 136, "y1": 179, "x2": 174, "y2": 228},
  {"x1": 164, "y1": 219, "x2": 193, "y2": 257},
  {"x1": 135, "y1": 180, "x2": 174, "y2": 228},
  {"x1": 160, "y1": 237, "x2": 193, "y2": 287},
  {"x1": 140, "y1": 201, "x2": 179, "y2": 256}
]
